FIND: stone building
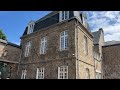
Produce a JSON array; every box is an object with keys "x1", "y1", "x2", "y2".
[
  {"x1": 18, "y1": 11, "x2": 95, "y2": 79},
  {"x1": 0, "y1": 39, "x2": 21, "y2": 79},
  {"x1": 92, "y1": 28, "x2": 104, "y2": 79},
  {"x1": 102, "y1": 41, "x2": 120, "y2": 79}
]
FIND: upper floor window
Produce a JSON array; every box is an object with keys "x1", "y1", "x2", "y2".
[
  {"x1": 25, "y1": 42, "x2": 31, "y2": 57},
  {"x1": 40, "y1": 36, "x2": 47, "y2": 54},
  {"x1": 58, "y1": 66, "x2": 68, "y2": 79},
  {"x1": 36, "y1": 68, "x2": 44, "y2": 79},
  {"x1": 60, "y1": 31, "x2": 68, "y2": 50},
  {"x1": 84, "y1": 36, "x2": 88, "y2": 55},
  {"x1": 59, "y1": 11, "x2": 69, "y2": 22},
  {"x1": 21, "y1": 69, "x2": 27, "y2": 79},
  {"x1": 86, "y1": 68, "x2": 90, "y2": 79},
  {"x1": 27, "y1": 21, "x2": 35, "y2": 34}
]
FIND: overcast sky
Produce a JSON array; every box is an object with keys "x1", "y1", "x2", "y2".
[{"x1": 0, "y1": 11, "x2": 120, "y2": 45}]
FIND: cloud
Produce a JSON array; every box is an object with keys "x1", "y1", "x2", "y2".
[{"x1": 86, "y1": 11, "x2": 120, "y2": 42}]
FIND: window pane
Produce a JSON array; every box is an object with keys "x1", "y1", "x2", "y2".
[
  {"x1": 40, "y1": 37, "x2": 47, "y2": 54},
  {"x1": 65, "y1": 11, "x2": 68, "y2": 19},
  {"x1": 37, "y1": 68, "x2": 44, "y2": 79},
  {"x1": 58, "y1": 66, "x2": 68, "y2": 79},
  {"x1": 62, "y1": 11, "x2": 64, "y2": 20}
]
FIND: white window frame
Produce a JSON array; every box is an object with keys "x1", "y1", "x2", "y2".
[
  {"x1": 40, "y1": 36, "x2": 47, "y2": 54},
  {"x1": 25, "y1": 42, "x2": 31, "y2": 57},
  {"x1": 58, "y1": 66, "x2": 68, "y2": 79},
  {"x1": 84, "y1": 36, "x2": 88, "y2": 55},
  {"x1": 36, "y1": 68, "x2": 44, "y2": 79},
  {"x1": 82, "y1": 16, "x2": 86, "y2": 26},
  {"x1": 60, "y1": 31, "x2": 68, "y2": 51},
  {"x1": 21, "y1": 69, "x2": 27, "y2": 79},
  {"x1": 27, "y1": 23, "x2": 35, "y2": 34},
  {"x1": 96, "y1": 71, "x2": 102, "y2": 79},
  {"x1": 59, "y1": 11, "x2": 69, "y2": 22}
]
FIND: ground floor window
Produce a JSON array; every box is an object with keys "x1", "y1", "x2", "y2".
[
  {"x1": 86, "y1": 68, "x2": 90, "y2": 79},
  {"x1": 21, "y1": 69, "x2": 27, "y2": 79},
  {"x1": 58, "y1": 66, "x2": 68, "y2": 79},
  {"x1": 96, "y1": 72, "x2": 101, "y2": 79},
  {"x1": 36, "y1": 68, "x2": 44, "y2": 79}
]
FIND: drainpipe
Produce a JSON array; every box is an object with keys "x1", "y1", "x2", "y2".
[{"x1": 76, "y1": 20, "x2": 79, "y2": 79}]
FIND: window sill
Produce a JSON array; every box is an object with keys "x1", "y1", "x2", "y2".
[{"x1": 59, "y1": 49, "x2": 69, "y2": 52}]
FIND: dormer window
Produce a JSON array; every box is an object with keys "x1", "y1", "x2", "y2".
[
  {"x1": 59, "y1": 11, "x2": 69, "y2": 22},
  {"x1": 27, "y1": 21, "x2": 35, "y2": 34},
  {"x1": 80, "y1": 12, "x2": 87, "y2": 27}
]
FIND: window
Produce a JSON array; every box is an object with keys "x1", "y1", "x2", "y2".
[
  {"x1": 40, "y1": 36, "x2": 47, "y2": 54},
  {"x1": 25, "y1": 42, "x2": 31, "y2": 57},
  {"x1": 82, "y1": 16, "x2": 86, "y2": 26},
  {"x1": 58, "y1": 66, "x2": 68, "y2": 79},
  {"x1": 60, "y1": 31, "x2": 68, "y2": 50},
  {"x1": 36, "y1": 68, "x2": 44, "y2": 79},
  {"x1": 96, "y1": 72, "x2": 101, "y2": 79},
  {"x1": 86, "y1": 68, "x2": 90, "y2": 79},
  {"x1": 84, "y1": 36, "x2": 88, "y2": 55},
  {"x1": 21, "y1": 70, "x2": 27, "y2": 79},
  {"x1": 27, "y1": 22, "x2": 34, "y2": 34},
  {"x1": 3, "y1": 50, "x2": 7, "y2": 57},
  {"x1": 59, "y1": 11, "x2": 69, "y2": 22}
]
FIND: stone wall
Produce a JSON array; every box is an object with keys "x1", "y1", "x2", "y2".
[{"x1": 102, "y1": 45, "x2": 120, "y2": 79}]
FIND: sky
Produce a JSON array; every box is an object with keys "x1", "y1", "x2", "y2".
[
  {"x1": 0, "y1": 11, "x2": 120, "y2": 45},
  {"x1": 0, "y1": 11, "x2": 50, "y2": 45}
]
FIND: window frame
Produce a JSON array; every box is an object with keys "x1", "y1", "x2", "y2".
[
  {"x1": 21, "y1": 69, "x2": 27, "y2": 79},
  {"x1": 36, "y1": 67, "x2": 45, "y2": 79},
  {"x1": 27, "y1": 23, "x2": 35, "y2": 34},
  {"x1": 40, "y1": 36, "x2": 47, "y2": 54},
  {"x1": 60, "y1": 30, "x2": 68, "y2": 51},
  {"x1": 25, "y1": 41, "x2": 31, "y2": 57},
  {"x1": 59, "y1": 11, "x2": 69, "y2": 22},
  {"x1": 58, "y1": 66, "x2": 68, "y2": 79}
]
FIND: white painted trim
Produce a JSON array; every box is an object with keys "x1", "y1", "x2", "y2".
[
  {"x1": 58, "y1": 67, "x2": 60, "y2": 79},
  {"x1": 21, "y1": 69, "x2": 27, "y2": 79},
  {"x1": 40, "y1": 37, "x2": 47, "y2": 54},
  {"x1": 60, "y1": 30, "x2": 68, "y2": 51},
  {"x1": 96, "y1": 70, "x2": 101, "y2": 73},
  {"x1": 25, "y1": 42, "x2": 31, "y2": 57},
  {"x1": 58, "y1": 66, "x2": 68, "y2": 79},
  {"x1": 59, "y1": 11, "x2": 69, "y2": 22},
  {"x1": 36, "y1": 67, "x2": 45, "y2": 79}
]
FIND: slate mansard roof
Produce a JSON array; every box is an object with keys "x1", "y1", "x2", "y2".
[{"x1": 22, "y1": 11, "x2": 91, "y2": 37}]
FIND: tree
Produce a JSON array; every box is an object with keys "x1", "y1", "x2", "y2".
[{"x1": 0, "y1": 29, "x2": 7, "y2": 40}]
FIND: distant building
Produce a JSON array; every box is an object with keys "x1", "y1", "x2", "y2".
[
  {"x1": 0, "y1": 39, "x2": 21, "y2": 79},
  {"x1": 92, "y1": 28, "x2": 104, "y2": 79}
]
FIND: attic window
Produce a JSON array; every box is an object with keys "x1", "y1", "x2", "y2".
[
  {"x1": 59, "y1": 11, "x2": 69, "y2": 22},
  {"x1": 80, "y1": 12, "x2": 87, "y2": 27},
  {"x1": 27, "y1": 21, "x2": 35, "y2": 34}
]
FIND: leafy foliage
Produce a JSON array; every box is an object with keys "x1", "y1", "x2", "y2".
[{"x1": 0, "y1": 29, "x2": 7, "y2": 40}]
